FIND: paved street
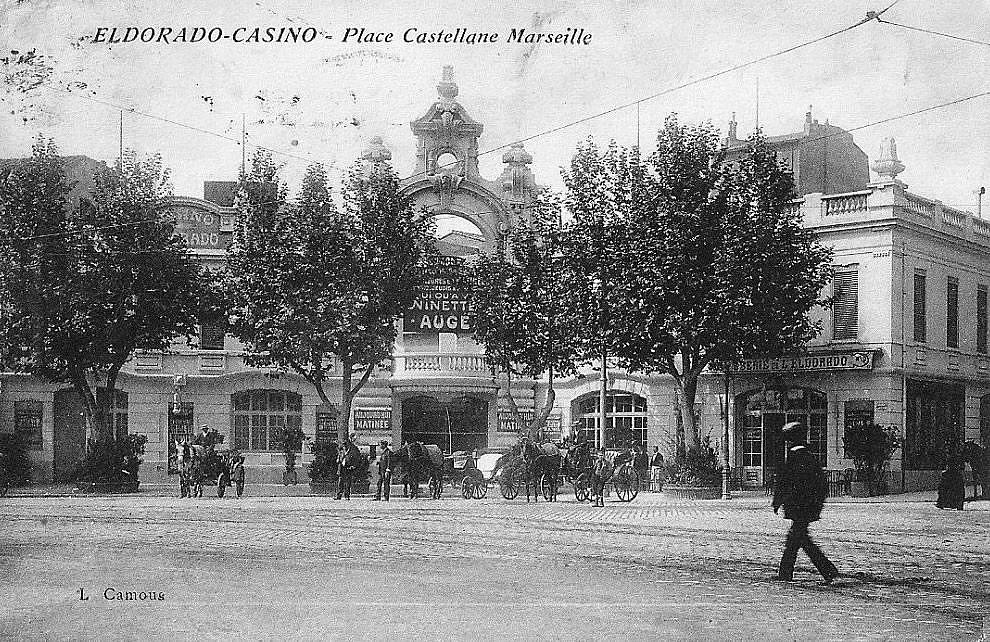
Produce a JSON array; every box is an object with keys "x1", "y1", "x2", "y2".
[{"x1": 1, "y1": 490, "x2": 988, "y2": 640}]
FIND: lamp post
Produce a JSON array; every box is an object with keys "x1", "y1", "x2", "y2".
[{"x1": 721, "y1": 370, "x2": 732, "y2": 500}]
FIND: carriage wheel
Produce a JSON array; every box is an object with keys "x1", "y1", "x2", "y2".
[
  {"x1": 573, "y1": 473, "x2": 591, "y2": 502},
  {"x1": 540, "y1": 474, "x2": 557, "y2": 501},
  {"x1": 217, "y1": 474, "x2": 226, "y2": 498},
  {"x1": 615, "y1": 467, "x2": 640, "y2": 502},
  {"x1": 461, "y1": 478, "x2": 475, "y2": 500},
  {"x1": 501, "y1": 481, "x2": 519, "y2": 500},
  {"x1": 473, "y1": 481, "x2": 489, "y2": 499}
]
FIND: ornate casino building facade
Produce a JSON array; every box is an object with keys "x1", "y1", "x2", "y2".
[{"x1": 2, "y1": 69, "x2": 989, "y2": 490}]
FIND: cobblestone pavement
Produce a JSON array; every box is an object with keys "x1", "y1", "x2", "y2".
[{"x1": 1, "y1": 491, "x2": 988, "y2": 640}]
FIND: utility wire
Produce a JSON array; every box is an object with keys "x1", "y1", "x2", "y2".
[{"x1": 877, "y1": 18, "x2": 990, "y2": 48}]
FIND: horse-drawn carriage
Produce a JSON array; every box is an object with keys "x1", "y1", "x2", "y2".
[
  {"x1": 562, "y1": 442, "x2": 640, "y2": 503},
  {"x1": 175, "y1": 442, "x2": 245, "y2": 498}
]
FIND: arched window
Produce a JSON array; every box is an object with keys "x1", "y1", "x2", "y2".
[
  {"x1": 573, "y1": 392, "x2": 647, "y2": 449},
  {"x1": 232, "y1": 390, "x2": 302, "y2": 451}
]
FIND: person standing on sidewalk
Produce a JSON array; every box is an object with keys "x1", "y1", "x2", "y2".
[
  {"x1": 772, "y1": 421, "x2": 839, "y2": 584},
  {"x1": 650, "y1": 446, "x2": 665, "y2": 492},
  {"x1": 373, "y1": 440, "x2": 392, "y2": 501}
]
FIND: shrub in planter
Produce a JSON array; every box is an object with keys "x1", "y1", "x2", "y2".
[
  {"x1": 0, "y1": 432, "x2": 34, "y2": 486},
  {"x1": 843, "y1": 423, "x2": 901, "y2": 497},
  {"x1": 308, "y1": 440, "x2": 339, "y2": 491},
  {"x1": 272, "y1": 424, "x2": 308, "y2": 485},
  {"x1": 664, "y1": 438, "x2": 722, "y2": 489},
  {"x1": 73, "y1": 434, "x2": 148, "y2": 492}
]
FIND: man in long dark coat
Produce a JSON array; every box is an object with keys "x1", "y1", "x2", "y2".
[
  {"x1": 373, "y1": 440, "x2": 392, "y2": 501},
  {"x1": 772, "y1": 421, "x2": 839, "y2": 584}
]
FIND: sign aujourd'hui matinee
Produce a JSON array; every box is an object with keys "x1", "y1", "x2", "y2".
[{"x1": 404, "y1": 255, "x2": 473, "y2": 334}]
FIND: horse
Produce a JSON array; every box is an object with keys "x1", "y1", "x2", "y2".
[
  {"x1": 962, "y1": 440, "x2": 989, "y2": 500},
  {"x1": 392, "y1": 442, "x2": 444, "y2": 499},
  {"x1": 562, "y1": 440, "x2": 593, "y2": 481},
  {"x1": 175, "y1": 441, "x2": 207, "y2": 498},
  {"x1": 520, "y1": 440, "x2": 562, "y2": 502}
]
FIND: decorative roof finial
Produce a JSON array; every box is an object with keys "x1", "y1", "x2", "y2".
[
  {"x1": 871, "y1": 137, "x2": 905, "y2": 181},
  {"x1": 361, "y1": 136, "x2": 392, "y2": 164},
  {"x1": 728, "y1": 112, "x2": 738, "y2": 140},
  {"x1": 438, "y1": 65, "x2": 458, "y2": 102}
]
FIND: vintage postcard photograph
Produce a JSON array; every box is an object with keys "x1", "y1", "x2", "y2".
[{"x1": 1, "y1": 1, "x2": 988, "y2": 639}]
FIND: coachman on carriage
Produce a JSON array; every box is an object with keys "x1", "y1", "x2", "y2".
[{"x1": 175, "y1": 425, "x2": 245, "y2": 498}]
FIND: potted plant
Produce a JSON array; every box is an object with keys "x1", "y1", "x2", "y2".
[
  {"x1": 843, "y1": 423, "x2": 902, "y2": 497},
  {"x1": 273, "y1": 424, "x2": 308, "y2": 486},
  {"x1": 73, "y1": 434, "x2": 148, "y2": 493},
  {"x1": 308, "y1": 440, "x2": 339, "y2": 494},
  {"x1": 662, "y1": 437, "x2": 722, "y2": 500}
]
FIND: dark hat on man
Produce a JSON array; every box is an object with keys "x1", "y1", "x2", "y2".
[
  {"x1": 781, "y1": 421, "x2": 807, "y2": 442},
  {"x1": 379, "y1": 440, "x2": 389, "y2": 448}
]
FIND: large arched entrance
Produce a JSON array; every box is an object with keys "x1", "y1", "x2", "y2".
[
  {"x1": 401, "y1": 394, "x2": 488, "y2": 453},
  {"x1": 736, "y1": 387, "x2": 827, "y2": 488}
]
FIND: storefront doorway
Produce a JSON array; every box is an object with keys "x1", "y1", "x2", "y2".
[
  {"x1": 737, "y1": 387, "x2": 827, "y2": 488},
  {"x1": 401, "y1": 394, "x2": 488, "y2": 453}
]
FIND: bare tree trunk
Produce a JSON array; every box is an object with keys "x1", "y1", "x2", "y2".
[
  {"x1": 339, "y1": 358, "x2": 353, "y2": 441},
  {"x1": 70, "y1": 367, "x2": 109, "y2": 446},
  {"x1": 677, "y1": 375, "x2": 701, "y2": 452}
]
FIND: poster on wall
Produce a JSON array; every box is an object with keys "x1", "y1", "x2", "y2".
[{"x1": 403, "y1": 255, "x2": 473, "y2": 334}]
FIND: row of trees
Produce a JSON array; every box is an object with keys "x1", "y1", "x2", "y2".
[
  {"x1": 0, "y1": 138, "x2": 432, "y2": 454},
  {"x1": 0, "y1": 115, "x2": 832, "y2": 470},
  {"x1": 469, "y1": 116, "x2": 832, "y2": 458}
]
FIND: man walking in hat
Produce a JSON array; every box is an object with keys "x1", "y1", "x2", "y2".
[
  {"x1": 773, "y1": 421, "x2": 839, "y2": 584},
  {"x1": 373, "y1": 440, "x2": 392, "y2": 501}
]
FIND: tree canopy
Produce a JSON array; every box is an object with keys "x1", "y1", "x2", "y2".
[
  {"x1": 0, "y1": 139, "x2": 204, "y2": 443},
  {"x1": 468, "y1": 194, "x2": 579, "y2": 438},
  {"x1": 226, "y1": 151, "x2": 434, "y2": 438}
]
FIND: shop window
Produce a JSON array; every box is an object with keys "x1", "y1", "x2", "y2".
[
  {"x1": 167, "y1": 402, "x2": 194, "y2": 474},
  {"x1": 905, "y1": 380, "x2": 963, "y2": 470},
  {"x1": 977, "y1": 286, "x2": 987, "y2": 354},
  {"x1": 913, "y1": 272, "x2": 927, "y2": 343},
  {"x1": 231, "y1": 390, "x2": 303, "y2": 451},
  {"x1": 573, "y1": 392, "x2": 648, "y2": 449},
  {"x1": 832, "y1": 268, "x2": 858, "y2": 340},
  {"x1": 97, "y1": 389, "x2": 128, "y2": 441},
  {"x1": 947, "y1": 277, "x2": 959, "y2": 349},
  {"x1": 14, "y1": 400, "x2": 43, "y2": 450},
  {"x1": 843, "y1": 400, "x2": 875, "y2": 460}
]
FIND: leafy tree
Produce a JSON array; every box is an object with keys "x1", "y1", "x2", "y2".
[
  {"x1": 0, "y1": 139, "x2": 203, "y2": 444},
  {"x1": 557, "y1": 139, "x2": 642, "y2": 446},
  {"x1": 612, "y1": 116, "x2": 832, "y2": 455},
  {"x1": 227, "y1": 152, "x2": 434, "y2": 439},
  {"x1": 468, "y1": 195, "x2": 579, "y2": 439}
]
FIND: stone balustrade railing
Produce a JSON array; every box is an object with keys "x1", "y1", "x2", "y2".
[
  {"x1": 394, "y1": 353, "x2": 489, "y2": 375},
  {"x1": 822, "y1": 190, "x2": 870, "y2": 216}
]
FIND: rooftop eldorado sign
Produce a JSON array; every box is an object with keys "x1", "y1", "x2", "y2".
[
  {"x1": 404, "y1": 255, "x2": 473, "y2": 334},
  {"x1": 729, "y1": 350, "x2": 875, "y2": 374},
  {"x1": 169, "y1": 204, "x2": 229, "y2": 250}
]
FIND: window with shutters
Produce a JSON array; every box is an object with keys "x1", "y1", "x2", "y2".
[
  {"x1": 14, "y1": 400, "x2": 43, "y2": 449},
  {"x1": 832, "y1": 268, "x2": 858, "y2": 340},
  {"x1": 947, "y1": 277, "x2": 959, "y2": 349},
  {"x1": 913, "y1": 272, "x2": 927, "y2": 343},
  {"x1": 977, "y1": 286, "x2": 987, "y2": 354}
]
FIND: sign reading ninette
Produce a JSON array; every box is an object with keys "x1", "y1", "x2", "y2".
[{"x1": 404, "y1": 256, "x2": 473, "y2": 334}]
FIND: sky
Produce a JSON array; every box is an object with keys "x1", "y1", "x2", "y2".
[{"x1": 2, "y1": 0, "x2": 989, "y2": 215}]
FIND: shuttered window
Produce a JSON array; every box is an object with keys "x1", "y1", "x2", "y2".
[
  {"x1": 913, "y1": 273, "x2": 927, "y2": 343},
  {"x1": 947, "y1": 277, "x2": 959, "y2": 349},
  {"x1": 978, "y1": 286, "x2": 987, "y2": 354},
  {"x1": 832, "y1": 269, "x2": 858, "y2": 340}
]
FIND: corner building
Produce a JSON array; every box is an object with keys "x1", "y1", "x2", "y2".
[{"x1": 3, "y1": 71, "x2": 988, "y2": 492}]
